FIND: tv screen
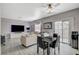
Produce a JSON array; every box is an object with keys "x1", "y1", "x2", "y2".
[{"x1": 11, "y1": 25, "x2": 24, "y2": 32}]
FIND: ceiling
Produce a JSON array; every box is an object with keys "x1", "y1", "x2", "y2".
[{"x1": 1, "y1": 3, "x2": 79, "y2": 21}]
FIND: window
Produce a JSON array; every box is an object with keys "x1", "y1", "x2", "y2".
[{"x1": 35, "y1": 23, "x2": 41, "y2": 33}]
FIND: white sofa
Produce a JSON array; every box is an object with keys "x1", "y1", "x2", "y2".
[{"x1": 20, "y1": 32, "x2": 37, "y2": 47}]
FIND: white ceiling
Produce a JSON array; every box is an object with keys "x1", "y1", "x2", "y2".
[{"x1": 1, "y1": 3, "x2": 79, "y2": 21}]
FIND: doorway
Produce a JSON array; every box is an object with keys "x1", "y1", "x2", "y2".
[{"x1": 54, "y1": 21, "x2": 70, "y2": 44}]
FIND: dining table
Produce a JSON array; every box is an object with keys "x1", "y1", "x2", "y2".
[
  {"x1": 42, "y1": 36, "x2": 53, "y2": 55},
  {"x1": 37, "y1": 35, "x2": 60, "y2": 55}
]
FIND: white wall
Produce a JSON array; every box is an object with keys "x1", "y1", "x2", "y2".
[
  {"x1": 1, "y1": 18, "x2": 31, "y2": 39},
  {"x1": 31, "y1": 8, "x2": 79, "y2": 49}
]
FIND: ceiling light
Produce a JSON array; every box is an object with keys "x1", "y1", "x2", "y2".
[
  {"x1": 42, "y1": 3, "x2": 60, "y2": 13},
  {"x1": 48, "y1": 4, "x2": 53, "y2": 13}
]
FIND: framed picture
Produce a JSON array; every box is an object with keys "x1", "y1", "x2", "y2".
[{"x1": 43, "y1": 22, "x2": 52, "y2": 29}]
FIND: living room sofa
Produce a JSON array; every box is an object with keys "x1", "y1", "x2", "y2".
[{"x1": 20, "y1": 32, "x2": 37, "y2": 47}]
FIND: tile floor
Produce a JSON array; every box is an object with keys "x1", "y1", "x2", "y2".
[{"x1": 1, "y1": 38, "x2": 78, "y2": 55}]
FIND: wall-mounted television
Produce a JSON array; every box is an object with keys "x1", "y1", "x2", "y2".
[{"x1": 11, "y1": 25, "x2": 24, "y2": 32}]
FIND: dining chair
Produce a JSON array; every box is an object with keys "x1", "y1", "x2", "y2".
[
  {"x1": 50, "y1": 33, "x2": 60, "y2": 55},
  {"x1": 37, "y1": 36, "x2": 48, "y2": 55}
]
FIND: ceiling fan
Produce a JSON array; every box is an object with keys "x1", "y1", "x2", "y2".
[{"x1": 41, "y1": 3, "x2": 60, "y2": 13}]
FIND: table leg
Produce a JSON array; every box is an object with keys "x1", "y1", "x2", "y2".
[
  {"x1": 37, "y1": 44, "x2": 39, "y2": 54},
  {"x1": 58, "y1": 43, "x2": 60, "y2": 54},
  {"x1": 47, "y1": 44, "x2": 50, "y2": 55},
  {"x1": 54, "y1": 48, "x2": 56, "y2": 55},
  {"x1": 43, "y1": 49, "x2": 45, "y2": 55}
]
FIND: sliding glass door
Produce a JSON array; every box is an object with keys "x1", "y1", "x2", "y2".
[
  {"x1": 62, "y1": 21, "x2": 69, "y2": 43},
  {"x1": 55, "y1": 21, "x2": 70, "y2": 44},
  {"x1": 55, "y1": 21, "x2": 63, "y2": 42}
]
